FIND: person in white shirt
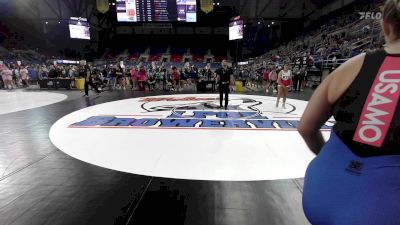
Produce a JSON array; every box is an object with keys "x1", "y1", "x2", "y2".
[
  {"x1": 268, "y1": 67, "x2": 278, "y2": 93},
  {"x1": 1, "y1": 67, "x2": 13, "y2": 89},
  {"x1": 19, "y1": 66, "x2": 29, "y2": 87},
  {"x1": 276, "y1": 63, "x2": 292, "y2": 108}
]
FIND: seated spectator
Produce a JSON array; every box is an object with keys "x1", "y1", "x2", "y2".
[{"x1": 147, "y1": 74, "x2": 156, "y2": 91}]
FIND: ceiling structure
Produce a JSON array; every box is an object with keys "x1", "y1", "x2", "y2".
[
  {"x1": 234, "y1": 0, "x2": 358, "y2": 23},
  {"x1": 238, "y1": 0, "x2": 317, "y2": 21},
  {"x1": 0, "y1": 0, "x2": 358, "y2": 24},
  {"x1": 0, "y1": 0, "x2": 357, "y2": 56},
  {"x1": 0, "y1": 0, "x2": 95, "y2": 21},
  {"x1": 0, "y1": 0, "x2": 98, "y2": 52}
]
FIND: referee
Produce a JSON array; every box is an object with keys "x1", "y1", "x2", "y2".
[
  {"x1": 81, "y1": 60, "x2": 100, "y2": 97},
  {"x1": 215, "y1": 60, "x2": 234, "y2": 110}
]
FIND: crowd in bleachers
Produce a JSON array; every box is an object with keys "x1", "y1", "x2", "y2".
[
  {"x1": 0, "y1": 57, "x2": 222, "y2": 92},
  {"x1": 102, "y1": 61, "x2": 216, "y2": 92},
  {"x1": 254, "y1": 1, "x2": 385, "y2": 70},
  {"x1": 0, "y1": 0, "x2": 387, "y2": 93},
  {"x1": 0, "y1": 55, "x2": 304, "y2": 95},
  {"x1": 0, "y1": 61, "x2": 40, "y2": 89},
  {"x1": 228, "y1": 1, "x2": 388, "y2": 93}
]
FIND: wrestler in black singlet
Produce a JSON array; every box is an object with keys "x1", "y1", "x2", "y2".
[
  {"x1": 333, "y1": 49, "x2": 400, "y2": 157},
  {"x1": 303, "y1": 49, "x2": 400, "y2": 225}
]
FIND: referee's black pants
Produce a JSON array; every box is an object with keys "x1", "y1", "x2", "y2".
[
  {"x1": 219, "y1": 84, "x2": 229, "y2": 109},
  {"x1": 84, "y1": 79, "x2": 101, "y2": 96},
  {"x1": 293, "y1": 76, "x2": 301, "y2": 92}
]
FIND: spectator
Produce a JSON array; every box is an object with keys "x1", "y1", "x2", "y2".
[
  {"x1": 48, "y1": 65, "x2": 58, "y2": 78},
  {"x1": 29, "y1": 65, "x2": 38, "y2": 80},
  {"x1": 269, "y1": 67, "x2": 278, "y2": 93},
  {"x1": 138, "y1": 63, "x2": 147, "y2": 91},
  {"x1": 171, "y1": 66, "x2": 180, "y2": 91},
  {"x1": 130, "y1": 66, "x2": 138, "y2": 90},
  {"x1": 1, "y1": 66, "x2": 13, "y2": 89},
  {"x1": 115, "y1": 65, "x2": 126, "y2": 90},
  {"x1": 19, "y1": 66, "x2": 29, "y2": 87},
  {"x1": 147, "y1": 74, "x2": 156, "y2": 90}
]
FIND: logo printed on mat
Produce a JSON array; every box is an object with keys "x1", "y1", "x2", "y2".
[{"x1": 69, "y1": 96, "x2": 335, "y2": 130}]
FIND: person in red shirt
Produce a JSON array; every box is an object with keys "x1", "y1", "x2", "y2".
[
  {"x1": 172, "y1": 66, "x2": 180, "y2": 91},
  {"x1": 137, "y1": 63, "x2": 147, "y2": 91},
  {"x1": 262, "y1": 62, "x2": 270, "y2": 93},
  {"x1": 130, "y1": 67, "x2": 138, "y2": 90}
]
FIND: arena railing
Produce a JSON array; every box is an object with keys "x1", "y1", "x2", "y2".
[
  {"x1": 320, "y1": 58, "x2": 349, "y2": 69},
  {"x1": 350, "y1": 37, "x2": 373, "y2": 51}
]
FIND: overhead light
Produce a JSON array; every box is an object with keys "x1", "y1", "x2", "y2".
[
  {"x1": 213, "y1": 2, "x2": 215, "y2": 5},
  {"x1": 257, "y1": 21, "x2": 261, "y2": 25},
  {"x1": 58, "y1": 21, "x2": 61, "y2": 24},
  {"x1": 45, "y1": 21, "x2": 48, "y2": 24},
  {"x1": 272, "y1": 22, "x2": 274, "y2": 25},
  {"x1": 244, "y1": 24, "x2": 246, "y2": 27},
  {"x1": 268, "y1": 25, "x2": 270, "y2": 27},
  {"x1": 112, "y1": 2, "x2": 115, "y2": 6},
  {"x1": 217, "y1": 2, "x2": 220, "y2": 5}
]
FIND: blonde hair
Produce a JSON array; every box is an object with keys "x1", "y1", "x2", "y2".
[{"x1": 383, "y1": 0, "x2": 400, "y2": 39}]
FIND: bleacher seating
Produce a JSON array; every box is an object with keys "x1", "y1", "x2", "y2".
[
  {"x1": 170, "y1": 54, "x2": 183, "y2": 63},
  {"x1": 128, "y1": 47, "x2": 145, "y2": 61},
  {"x1": 214, "y1": 55, "x2": 226, "y2": 62},
  {"x1": 148, "y1": 54, "x2": 162, "y2": 62},
  {"x1": 191, "y1": 47, "x2": 207, "y2": 62},
  {"x1": 255, "y1": 0, "x2": 384, "y2": 70},
  {"x1": 192, "y1": 54, "x2": 204, "y2": 62}
]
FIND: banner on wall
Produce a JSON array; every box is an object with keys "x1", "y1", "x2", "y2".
[
  {"x1": 96, "y1": 0, "x2": 110, "y2": 14},
  {"x1": 200, "y1": 0, "x2": 213, "y2": 13}
]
